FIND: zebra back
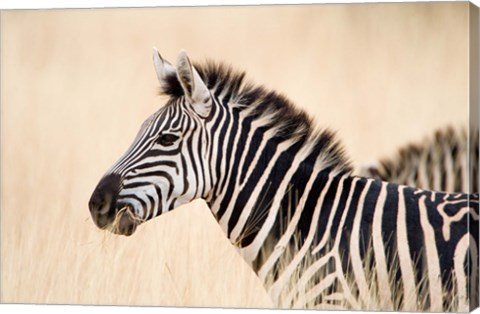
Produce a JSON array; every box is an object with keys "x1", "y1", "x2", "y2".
[{"x1": 360, "y1": 126, "x2": 479, "y2": 193}]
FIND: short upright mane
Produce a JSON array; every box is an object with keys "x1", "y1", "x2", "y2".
[
  {"x1": 159, "y1": 60, "x2": 353, "y2": 175},
  {"x1": 158, "y1": 60, "x2": 248, "y2": 100}
]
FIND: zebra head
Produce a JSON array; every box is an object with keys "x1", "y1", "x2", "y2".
[{"x1": 88, "y1": 49, "x2": 215, "y2": 236}]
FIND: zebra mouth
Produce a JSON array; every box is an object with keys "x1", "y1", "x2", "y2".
[{"x1": 109, "y1": 206, "x2": 139, "y2": 236}]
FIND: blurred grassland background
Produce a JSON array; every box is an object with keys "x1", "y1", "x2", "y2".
[{"x1": 0, "y1": 2, "x2": 474, "y2": 308}]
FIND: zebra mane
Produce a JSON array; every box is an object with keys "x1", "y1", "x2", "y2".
[
  {"x1": 360, "y1": 125, "x2": 478, "y2": 192},
  {"x1": 159, "y1": 60, "x2": 353, "y2": 175},
  {"x1": 376, "y1": 126, "x2": 470, "y2": 177}
]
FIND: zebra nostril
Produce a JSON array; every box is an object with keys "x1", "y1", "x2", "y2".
[
  {"x1": 91, "y1": 193, "x2": 113, "y2": 215},
  {"x1": 89, "y1": 173, "x2": 122, "y2": 221},
  {"x1": 89, "y1": 192, "x2": 105, "y2": 213},
  {"x1": 88, "y1": 190, "x2": 115, "y2": 229},
  {"x1": 88, "y1": 174, "x2": 121, "y2": 228}
]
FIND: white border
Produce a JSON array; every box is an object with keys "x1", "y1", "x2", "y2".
[
  {"x1": 0, "y1": 0, "x2": 479, "y2": 10},
  {"x1": 0, "y1": 304, "x2": 443, "y2": 314},
  {"x1": 1, "y1": 1, "x2": 479, "y2": 314},
  {"x1": 0, "y1": 304, "x2": 286, "y2": 314}
]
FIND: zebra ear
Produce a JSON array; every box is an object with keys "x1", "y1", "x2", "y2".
[
  {"x1": 152, "y1": 47, "x2": 177, "y2": 92},
  {"x1": 176, "y1": 50, "x2": 212, "y2": 118}
]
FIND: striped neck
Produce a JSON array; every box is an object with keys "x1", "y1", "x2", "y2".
[
  {"x1": 207, "y1": 167, "x2": 477, "y2": 309},
  {"x1": 204, "y1": 115, "x2": 353, "y2": 259}
]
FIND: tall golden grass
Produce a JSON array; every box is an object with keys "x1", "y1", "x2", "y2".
[
  {"x1": 264, "y1": 233, "x2": 467, "y2": 312},
  {"x1": 1, "y1": 3, "x2": 473, "y2": 309}
]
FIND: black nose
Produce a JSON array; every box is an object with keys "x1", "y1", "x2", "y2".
[{"x1": 89, "y1": 173, "x2": 122, "y2": 228}]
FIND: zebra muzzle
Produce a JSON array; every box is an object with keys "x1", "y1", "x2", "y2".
[{"x1": 111, "y1": 206, "x2": 138, "y2": 236}]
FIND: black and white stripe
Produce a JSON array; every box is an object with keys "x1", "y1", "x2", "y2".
[
  {"x1": 89, "y1": 49, "x2": 479, "y2": 311},
  {"x1": 360, "y1": 126, "x2": 479, "y2": 194}
]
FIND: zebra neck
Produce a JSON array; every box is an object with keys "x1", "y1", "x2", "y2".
[
  {"x1": 205, "y1": 152, "x2": 347, "y2": 259},
  {"x1": 203, "y1": 98, "x2": 351, "y2": 212},
  {"x1": 206, "y1": 164, "x2": 476, "y2": 270}
]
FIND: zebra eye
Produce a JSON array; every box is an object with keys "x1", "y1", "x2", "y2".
[{"x1": 156, "y1": 133, "x2": 179, "y2": 146}]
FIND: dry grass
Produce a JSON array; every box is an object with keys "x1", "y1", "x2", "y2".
[
  {"x1": 0, "y1": 3, "x2": 472, "y2": 308},
  {"x1": 264, "y1": 232, "x2": 467, "y2": 312},
  {"x1": 256, "y1": 186, "x2": 473, "y2": 312},
  {"x1": 1, "y1": 196, "x2": 272, "y2": 307}
]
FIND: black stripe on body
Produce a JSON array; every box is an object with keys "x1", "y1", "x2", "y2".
[
  {"x1": 401, "y1": 187, "x2": 428, "y2": 300},
  {"x1": 213, "y1": 116, "x2": 253, "y2": 219},
  {"x1": 334, "y1": 178, "x2": 369, "y2": 303},
  {"x1": 218, "y1": 109, "x2": 240, "y2": 195},
  {"x1": 308, "y1": 175, "x2": 342, "y2": 248},
  {"x1": 219, "y1": 135, "x2": 279, "y2": 224},
  {"x1": 210, "y1": 106, "x2": 231, "y2": 205},
  {"x1": 198, "y1": 123, "x2": 210, "y2": 198},
  {"x1": 327, "y1": 177, "x2": 355, "y2": 254},
  {"x1": 196, "y1": 122, "x2": 207, "y2": 197},
  {"x1": 302, "y1": 177, "x2": 357, "y2": 307},
  {"x1": 236, "y1": 139, "x2": 304, "y2": 246},
  {"x1": 206, "y1": 100, "x2": 224, "y2": 183},
  {"x1": 423, "y1": 192, "x2": 470, "y2": 299},
  {"x1": 251, "y1": 142, "x2": 324, "y2": 272},
  {"x1": 239, "y1": 125, "x2": 266, "y2": 185},
  {"x1": 381, "y1": 183, "x2": 403, "y2": 306},
  {"x1": 185, "y1": 116, "x2": 200, "y2": 198},
  {"x1": 356, "y1": 180, "x2": 374, "y2": 262},
  {"x1": 265, "y1": 170, "x2": 331, "y2": 280}
]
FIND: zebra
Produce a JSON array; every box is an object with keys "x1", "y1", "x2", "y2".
[
  {"x1": 359, "y1": 126, "x2": 479, "y2": 193},
  {"x1": 88, "y1": 49, "x2": 479, "y2": 311}
]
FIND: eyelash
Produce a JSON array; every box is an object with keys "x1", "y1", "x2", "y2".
[{"x1": 156, "y1": 133, "x2": 179, "y2": 146}]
